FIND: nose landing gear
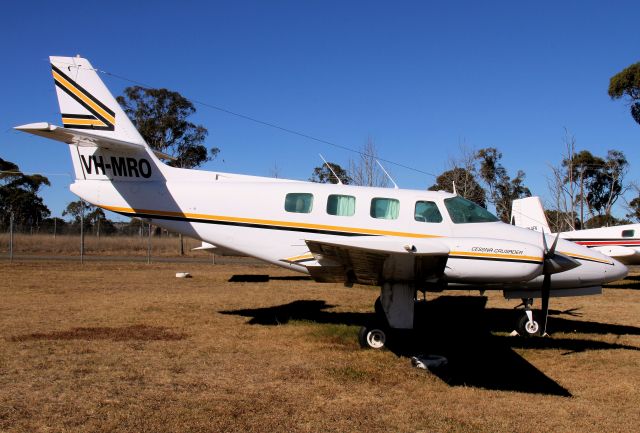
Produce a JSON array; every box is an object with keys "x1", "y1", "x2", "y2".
[{"x1": 517, "y1": 298, "x2": 540, "y2": 337}]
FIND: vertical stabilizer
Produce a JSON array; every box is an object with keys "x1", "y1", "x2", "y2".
[
  {"x1": 511, "y1": 196, "x2": 551, "y2": 233},
  {"x1": 50, "y1": 56, "x2": 146, "y2": 146}
]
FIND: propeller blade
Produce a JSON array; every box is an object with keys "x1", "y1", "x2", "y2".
[
  {"x1": 548, "y1": 233, "x2": 560, "y2": 257},
  {"x1": 540, "y1": 273, "x2": 551, "y2": 336}
]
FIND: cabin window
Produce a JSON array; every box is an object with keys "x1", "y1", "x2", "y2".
[
  {"x1": 622, "y1": 229, "x2": 635, "y2": 238},
  {"x1": 414, "y1": 201, "x2": 443, "y2": 223},
  {"x1": 370, "y1": 198, "x2": 400, "y2": 219},
  {"x1": 327, "y1": 194, "x2": 356, "y2": 216},
  {"x1": 285, "y1": 193, "x2": 313, "y2": 213},
  {"x1": 444, "y1": 196, "x2": 499, "y2": 224}
]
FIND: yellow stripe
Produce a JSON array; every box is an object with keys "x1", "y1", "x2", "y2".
[
  {"x1": 100, "y1": 205, "x2": 614, "y2": 264},
  {"x1": 101, "y1": 204, "x2": 442, "y2": 239},
  {"x1": 283, "y1": 253, "x2": 314, "y2": 262},
  {"x1": 561, "y1": 250, "x2": 613, "y2": 265},
  {"x1": 52, "y1": 70, "x2": 116, "y2": 125},
  {"x1": 62, "y1": 117, "x2": 106, "y2": 126},
  {"x1": 450, "y1": 250, "x2": 543, "y2": 262}
]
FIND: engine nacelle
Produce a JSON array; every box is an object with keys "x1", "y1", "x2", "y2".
[{"x1": 442, "y1": 237, "x2": 544, "y2": 284}]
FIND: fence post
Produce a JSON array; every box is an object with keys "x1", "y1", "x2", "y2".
[
  {"x1": 80, "y1": 200, "x2": 84, "y2": 264},
  {"x1": 147, "y1": 222, "x2": 151, "y2": 264},
  {"x1": 9, "y1": 211, "x2": 14, "y2": 263}
]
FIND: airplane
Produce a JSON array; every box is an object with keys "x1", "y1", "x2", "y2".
[
  {"x1": 511, "y1": 196, "x2": 640, "y2": 265},
  {"x1": 15, "y1": 56, "x2": 628, "y2": 347}
]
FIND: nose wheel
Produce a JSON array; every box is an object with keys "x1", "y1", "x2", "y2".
[{"x1": 517, "y1": 298, "x2": 540, "y2": 337}]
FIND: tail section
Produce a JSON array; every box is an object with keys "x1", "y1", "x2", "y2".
[
  {"x1": 16, "y1": 56, "x2": 173, "y2": 182},
  {"x1": 510, "y1": 196, "x2": 551, "y2": 233},
  {"x1": 50, "y1": 56, "x2": 145, "y2": 145}
]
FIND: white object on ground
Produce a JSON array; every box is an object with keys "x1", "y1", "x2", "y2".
[{"x1": 411, "y1": 355, "x2": 448, "y2": 369}]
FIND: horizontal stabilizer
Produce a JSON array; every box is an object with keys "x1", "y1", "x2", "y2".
[{"x1": 14, "y1": 122, "x2": 174, "y2": 161}]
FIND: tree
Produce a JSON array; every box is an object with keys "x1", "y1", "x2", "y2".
[
  {"x1": 608, "y1": 62, "x2": 640, "y2": 125},
  {"x1": 429, "y1": 167, "x2": 486, "y2": 207},
  {"x1": 349, "y1": 138, "x2": 390, "y2": 187},
  {"x1": 310, "y1": 162, "x2": 352, "y2": 184},
  {"x1": 116, "y1": 86, "x2": 219, "y2": 168},
  {"x1": 0, "y1": 158, "x2": 50, "y2": 230},
  {"x1": 584, "y1": 214, "x2": 631, "y2": 229},
  {"x1": 63, "y1": 200, "x2": 116, "y2": 236},
  {"x1": 476, "y1": 147, "x2": 531, "y2": 222},
  {"x1": 586, "y1": 150, "x2": 628, "y2": 219},
  {"x1": 627, "y1": 196, "x2": 640, "y2": 222}
]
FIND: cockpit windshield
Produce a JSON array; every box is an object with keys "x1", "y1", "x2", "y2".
[{"x1": 444, "y1": 196, "x2": 499, "y2": 224}]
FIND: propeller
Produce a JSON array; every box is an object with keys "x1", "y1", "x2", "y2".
[{"x1": 539, "y1": 232, "x2": 581, "y2": 336}]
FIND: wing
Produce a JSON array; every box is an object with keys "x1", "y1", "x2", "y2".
[{"x1": 304, "y1": 236, "x2": 450, "y2": 286}]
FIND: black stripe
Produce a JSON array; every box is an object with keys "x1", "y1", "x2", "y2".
[
  {"x1": 62, "y1": 123, "x2": 113, "y2": 131},
  {"x1": 116, "y1": 211, "x2": 375, "y2": 237},
  {"x1": 449, "y1": 255, "x2": 541, "y2": 265},
  {"x1": 61, "y1": 113, "x2": 98, "y2": 119},
  {"x1": 54, "y1": 80, "x2": 115, "y2": 131},
  {"x1": 52, "y1": 64, "x2": 115, "y2": 117}
]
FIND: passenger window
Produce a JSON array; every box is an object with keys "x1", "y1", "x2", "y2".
[
  {"x1": 285, "y1": 193, "x2": 313, "y2": 213},
  {"x1": 414, "y1": 201, "x2": 443, "y2": 223},
  {"x1": 370, "y1": 198, "x2": 400, "y2": 219},
  {"x1": 622, "y1": 229, "x2": 635, "y2": 238},
  {"x1": 327, "y1": 194, "x2": 356, "y2": 216}
]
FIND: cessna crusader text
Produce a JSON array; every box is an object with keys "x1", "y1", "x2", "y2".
[
  {"x1": 80, "y1": 155, "x2": 152, "y2": 178},
  {"x1": 471, "y1": 246, "x2": 525, "y2": 256}
]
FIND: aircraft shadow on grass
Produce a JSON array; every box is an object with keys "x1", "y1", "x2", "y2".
[{"x1": 220, "y1": 295, "x2": 640, "y2": 397}]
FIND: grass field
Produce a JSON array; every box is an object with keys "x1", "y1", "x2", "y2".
[{"x1": 1, "y1": 260, "x2": 639, "y2": 432}]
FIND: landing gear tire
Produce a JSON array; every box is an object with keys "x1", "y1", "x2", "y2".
[
  {"x1": 517, "y1": 314, "x2": 540, "y2": 337},
  {"x1": 358, "y1": 324, "x2": 387, "y2": 349}
]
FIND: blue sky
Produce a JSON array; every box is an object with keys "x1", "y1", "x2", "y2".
[{"x1": 1, "y1": 0, "x2": 639, "y2": 220}]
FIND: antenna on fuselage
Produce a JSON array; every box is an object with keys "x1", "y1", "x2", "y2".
[
  {"x1": 376, "y1": 160, "x2": 398, "y2": 189},
  {"x1": 319, "y1": 154, "x2": 344, "y2": 185}
]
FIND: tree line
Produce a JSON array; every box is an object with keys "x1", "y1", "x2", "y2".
[{"x1": 2, "y1": 61, "x2": 639, "y2": 234}]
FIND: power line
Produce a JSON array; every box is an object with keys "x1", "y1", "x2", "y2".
[{"x1": 93, "y1": 67, "x2": 437, "y2": 178}]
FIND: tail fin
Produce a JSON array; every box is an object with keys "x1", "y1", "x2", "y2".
[
  {"x1": 16, "y1": 56, "x2": 173, "y2": 182},
  {"x1": 511, "y1": 196, "x2": 551, "y2": 233},
  {"x1": 50, "y1": 56, "x2": 145, "y2": 145}
]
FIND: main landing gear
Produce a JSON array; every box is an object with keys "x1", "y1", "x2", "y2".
[
  {"x1": 358, "y1": 297, "x2": 389, "y2": 349},
  {"x1": 358, "y1": 282, "x2": 415, "y2": 349},
  {"x1": 516, "y1": 298, "x2": 540, "y2": 337}
]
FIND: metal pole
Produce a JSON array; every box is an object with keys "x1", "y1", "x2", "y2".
[
  {"x1": 53, "y1": 217, "x2": 57, "y2": 240},
  {"x1": 9, "y1": 211, "x2": 14, "y2": 263},
  {"x1": 80, "y1": 200, "x2": 84, "y2": 264},
  {"x1": 147, "y1": 222, "x2": 151, "y2": 264}
]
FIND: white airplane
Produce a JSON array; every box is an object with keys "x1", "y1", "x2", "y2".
[
  {"x1": 512, "y1": 196, "x2": 640, "y2": 265},
  {"x1": 15, "y1": 56, "x2": 627, "y2": 346}
]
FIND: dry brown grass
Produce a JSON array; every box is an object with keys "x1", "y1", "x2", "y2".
[
  {"x1": 0, "y1": 233, "x2": 207, "y2": 257},
  {"x1": 0, "y1": 261, "x2": 638, "y2": 432}
]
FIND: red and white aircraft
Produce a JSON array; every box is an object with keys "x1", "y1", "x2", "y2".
[{"x1": 512, "y1": 196, "x2": 640, "y2": 265}]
